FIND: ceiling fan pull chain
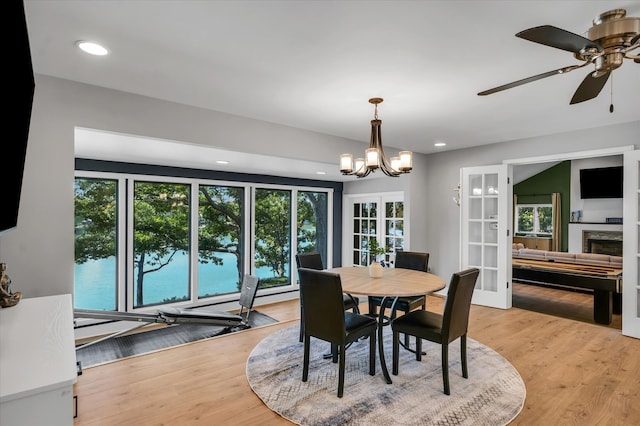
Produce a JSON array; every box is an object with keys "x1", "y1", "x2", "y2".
[{"x1": 609, "y1": 72, "x2": 614, "y2": 113}]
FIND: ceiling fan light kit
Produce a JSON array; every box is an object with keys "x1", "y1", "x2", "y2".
[
  {"x1": 340, "y1": 98, "x2": 412, "y2": 178},
  {"x1": 478, "y1": 8, "x2": 639, "y2": 106}
]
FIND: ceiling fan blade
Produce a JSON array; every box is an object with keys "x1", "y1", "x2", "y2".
[
  {"x1": 478, "y1": 66, "x2": 573, "y2": 96},
  {"x1": 516, "y1": 25, "x2": 603, "y2": 53},
  {"x1": 570, "y1": 71, "x2": 610, "y2": 104}
]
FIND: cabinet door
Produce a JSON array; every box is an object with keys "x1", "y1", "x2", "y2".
[{"x1": 536, "y1": 238, "x2": 551, "y2": 251}]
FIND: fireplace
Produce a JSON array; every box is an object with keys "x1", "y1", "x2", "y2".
[{"x1": 582, "y1": 230, "x2": 623, "y2": 256}]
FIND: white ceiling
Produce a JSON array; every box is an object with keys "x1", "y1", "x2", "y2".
[{"x1": 24, "y1": 0, "x2": 640, "y2": 179}]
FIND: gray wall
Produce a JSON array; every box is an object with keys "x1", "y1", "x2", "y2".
[
  {"x1": 0, "y1": 75, "x2": 369, "y2": 299},
  {"x1": 1, "y1": 74, "x2": 638, "y2": 302}
]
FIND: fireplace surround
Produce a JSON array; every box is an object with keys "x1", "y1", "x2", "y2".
[{"x1": 582, "y1": 230, "x2": 623, "y2": 256}]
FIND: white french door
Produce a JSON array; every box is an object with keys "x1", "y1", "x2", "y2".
[
  {"x1": 460, "y1": 165, "x2": 512, "y2": 309},
  {"x1": 622, "y1": 150, "x2": 640, "y2": 339},
  {"x1": 343, "y1": 192, "x2": 405, "y2": 267}
]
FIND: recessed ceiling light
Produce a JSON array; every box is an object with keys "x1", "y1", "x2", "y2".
[
  {"x1": 434, "y1": 142, "x2": 447, "y2": 147},
  {"x1": 315, "y1": 171, "x2": 326, "y2": 175},
  {"x1": 76, "y1": 40, "x2": 109, "y2": 56},
  {"x1": 216, "y1": 160, "x2": 230, "y2": 165}
]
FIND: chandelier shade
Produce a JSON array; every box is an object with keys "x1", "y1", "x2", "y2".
[{"x1": 340, "y1": 98, "x2": 412, "y2": 178}]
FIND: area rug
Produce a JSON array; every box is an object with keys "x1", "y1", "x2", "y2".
[
  {"x1": 246, "y1": 325, "x2": 525, "y2": 425},
  {"x1": 77, "y1": 310, "x2": 276, "y2": 368}
]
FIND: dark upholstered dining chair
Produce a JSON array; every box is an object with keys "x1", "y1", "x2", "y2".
[
  {"x1": 390, "y1": 267, "x2": 480, "y2": 395},
  {"x1": 295, "y1": 252, "x2": 360, "y2": 342},
  {"x1": 298, "y1": 268, "x2": 377, "y2": 398},
  {"x1": 368, "y1": 251, "x2": 430, "y2": 318}
]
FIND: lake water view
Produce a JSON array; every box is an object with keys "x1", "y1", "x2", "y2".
[{"x1": 74, "y1": 252, "x2": 287, "y2": 310}]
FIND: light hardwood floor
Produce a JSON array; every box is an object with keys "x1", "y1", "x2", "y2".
[{"x1": 73, "y1": 286, "x2": 640, "y2": 425}]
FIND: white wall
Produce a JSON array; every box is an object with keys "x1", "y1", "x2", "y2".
[
  {"x1": 570, "y1": 156, "x2": 624, "y2": 223},
  {"x1": 1, "y1": 74, "x2": 638, "y2": 302}
]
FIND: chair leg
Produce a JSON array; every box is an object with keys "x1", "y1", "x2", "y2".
[
  {"x1": 331, "y1": 343, "x2": 338, "y2": 363},
  {"x1": 442, "y1": 343, "x2": 450, "y2": 395},
  {"x1": 415, "y1": 337, "x2": 422, "y2": 361},
  {"x1": 461, "y1": 334, "x2": 468, "y2": 379},
  {"x1": 299, "y1": 304, "x2": 304, "y2": 343},
  {"x1": 403, "y1": 302, "x2": 425, "y2": 351},
  {"x1": 402, "y1": 309, "x2": 411, "y2": 348},
  {"x1": 392, "y1": 329, "x2": 399, "y2": 375},
  {"x1": 369, "y1": 331, "x2": 376, "y2": 376},
  {"x1": 302, "y1": 336, "x2": 310, "y2": 382},
  {"x1": 338, "y1": 345, "x2": 346, "y2": 398}
]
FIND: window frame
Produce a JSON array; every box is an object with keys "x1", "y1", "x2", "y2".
[
  {"x1": 515, "y1": 203, "x2": 553, "y2": 236},
  {"x1": 74, "y1": 169, "x2": 333, "y2": 318}
]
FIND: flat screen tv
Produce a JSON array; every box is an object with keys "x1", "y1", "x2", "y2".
[
  {"x1": 1, "y1": 1, "x2": 35, "y2": 235},
  {"x1": 579, "y1": 166, "x2": 623, "y2": 199}
]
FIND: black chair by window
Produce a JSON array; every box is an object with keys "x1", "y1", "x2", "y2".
[
  {"x1": 368, "y1": 251, "x2": 430, "y2": 318},
  {"x1": 298, "y1": 268, "x2": 377, "y2": 398},
  {"x1": 390, "y1": 268, "x2": 480, "y2": 395},
  {"x1": 295, "y1": 252, "x2": 360, "y2": 342}
]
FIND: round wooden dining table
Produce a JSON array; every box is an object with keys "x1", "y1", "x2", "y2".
[{"x1": 327, "y1": 266, "x2": 446, "y2": 384}]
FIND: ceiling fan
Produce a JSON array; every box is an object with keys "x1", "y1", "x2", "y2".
[{"x1": 478, "y1": 8, "x2": 639, "y2": 105}]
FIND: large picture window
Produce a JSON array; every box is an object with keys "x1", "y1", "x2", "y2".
[
  {"x1": 254, "y1": 188, "x2": 292, "y2": 288},
  {"x1": 74, "y1": 171, "x2": 333, "y2": 314},
  {"x1": 132, "y1": 181, "x2": 191, "y2": 308},
  {"x1": 297, "y1": 190, "x2": 329, "y2": 265},
  {"x1": 74, "y1": 177, "x2": 119, "y2": 310},
  {"x1": 197, "y1": 184, "x2": 246, "y2": 298}
]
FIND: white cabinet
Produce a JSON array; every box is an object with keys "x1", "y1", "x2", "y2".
[{"x1": 0, "y1": 294, "x2": 77, "y2": 426}]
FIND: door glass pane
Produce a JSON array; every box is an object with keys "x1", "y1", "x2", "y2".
[
  {"x1": 255, "y1": 188, "x2": 291, "y2": 288},
  {"x1": 197, "y1": 184, "x2": 245, "y2": 298},
  {"x1": 74, "y1": 177, "x2": 118, "y2": 310},
  {"x1": 133, "y1": 181, "x2": 191, "y2": 308},
  {"x1": 368, "y1": 202, "x2": 377, "y2": 217}
]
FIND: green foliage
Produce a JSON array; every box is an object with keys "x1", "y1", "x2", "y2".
[
  {"x1": 198, "y1": 185, "x2": 245, "y2": 289},
  {"x1": 537, "y1": 206, "x2": 553, "y2": 233},
  {"x1": 74, "y1": 178, "x2": 118, "y2": 262},
  {"x1": 517, "y1": 207, "x2": 534, "y2": 233},
  {"x1": 254, "y1": 189, "x2": 291, "y2": 278},
  {"x1": 368, "y1": 237, "x2": 385, "y2": 263},
  {"x1": 297, "y1": 191, "x2": 328, "y2": 257},
  {"x1": 132, "y1": 182, "x2": 191, "y2": 306}
]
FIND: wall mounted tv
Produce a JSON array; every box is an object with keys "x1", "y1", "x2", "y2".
[
  {"x1": 1, "y1": 1, "x2": 35, "y2": 235},
  {"x1": 579, "y1": 166, "x2": 623, "y2": 199}
]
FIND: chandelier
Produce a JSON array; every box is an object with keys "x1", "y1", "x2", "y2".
[{"x1": 340, "y1": 98, "x2": 412, "y2": 178}]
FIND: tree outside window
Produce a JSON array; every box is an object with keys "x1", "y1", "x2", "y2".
[{"x1": 516, "y1": 204, "x2": 553, "y2": 235}]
